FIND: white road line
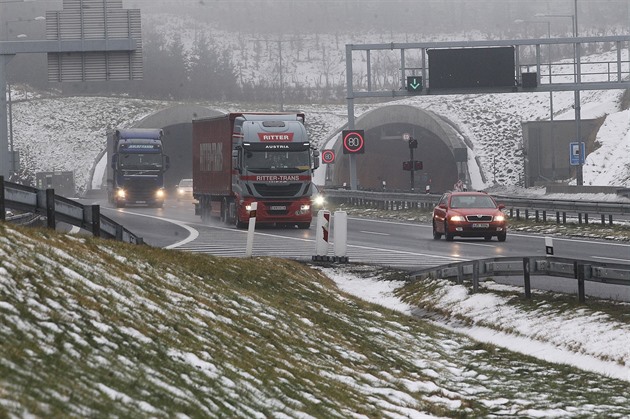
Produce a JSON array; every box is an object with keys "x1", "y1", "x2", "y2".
[
  {"x1": 591, "y1": 256, "x2": 630, "y2": 263},
  {"x1": 359, "y1": 230, "x2": 390, "y2": 236},
  {"x1": 103, "y1": 209, "x2": 200, "y2": 248}
]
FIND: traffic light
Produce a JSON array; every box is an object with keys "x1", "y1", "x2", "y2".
[
  {"x1": 409, "y1": 138, "x2": 418, "y2": 149},
  {"x1": 402, "y1": 161, "x2": 411, "y2": 171},
  {"x1": 414, "y1": 161, "x2": 423, "y2": 170}
]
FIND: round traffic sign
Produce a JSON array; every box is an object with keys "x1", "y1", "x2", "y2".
[
  {"x1": 321, "y1": 149, "x2": 335, "y2": 164},
  {"x1": 342, "y1": 130, "x2": 365, "y2": 154}
]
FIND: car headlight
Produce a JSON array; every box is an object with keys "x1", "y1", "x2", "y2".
[
  {"x1": 177, "y1": 188, "x2": 184, "y2": 195},
  {"x1": 156, "y1": 189, "x2": 165, "y2": 199},
  {"x1": 116, "y1": 189, "x2": 126, "y2": 198},
  {"x1": 494, "y1": 214, "x2": 506, "y2": 222},
  {"x1": 449, "y1": 215, "x2": 465, "y2": 222}
]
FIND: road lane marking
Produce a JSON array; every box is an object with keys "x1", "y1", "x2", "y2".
[
  {"x1": 102, "y1": 208, "x2": 200, "y2": 248},
  {"x1": 592, "y1": 256, "x2": 630, "y2": 263},
  {"x1": 359, "y1": 230, "x2": 390, "y2": 236}
]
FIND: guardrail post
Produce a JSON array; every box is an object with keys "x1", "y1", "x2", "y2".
[
  {"x1": 116, "y1": 225, "x2": 123, "y2": 241},
  {"x1": 556, "y1": 211, "x2": 560, "y2": 224},
  {"x1": 91, "y1": 205, "x2": 101, "y2": 238},
  {"x1": 46, "y1": 188, "x2": 56, "y2": 230},
  {"x1": 0, "y1": 175, "x2": 5, "y2": 222},
  {"x1": 584, "y1": 213, "x2": 589, "y2": 225},
  {"x1": 601, "y1": 214, "x2": 605, "y2": 226},
  {"x1": 562, "y1": 212, "x2": 567, "y2": 224},
  {"x1": 575, "y1": 261, "x2": 586, "y2": 304},
  {"x1": 578, "y1": 213, "x2": 583, "y2": 224},
  {"x1": 608, "y1": 214, "x2": 613, "y2": 226},
  {"x1": 472, "y1": 260, "x2": 479, "y2": 293},
  {"x1": 457, "y1": 264, "x2": 463, "y2": 284},
  {"x1": 523, "y1": 257, "x2": 532, "y2": 299},
  {"x1": 542, "y1": 210, "x2": 547, "y2": 222},
  {"x1": 535, "y1": 210, "x2": 539, "y2": 222}
]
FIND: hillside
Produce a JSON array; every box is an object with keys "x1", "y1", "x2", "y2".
[{"x1": 1, "y1": 222, "x2": 629, "y2": 417}]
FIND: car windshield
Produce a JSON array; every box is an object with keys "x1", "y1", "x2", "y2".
[
  {"x1": 450, "y1": 195, "x2": 496, "y2": 209},
  {"x1": 179, "y1": 179, "x2": 193, "y2": 187}
]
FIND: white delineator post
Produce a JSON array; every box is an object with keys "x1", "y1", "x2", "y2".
[
  {"x1": 245, "y1": 202, "x2": 257, "y2": 257},
  {"x1": 545, "y1": 236, "x2": 554, "y2": 255},
  {"x1": 314, "y1": 209, "x2": 331, "y2": 260},
  {"x1": 333, "y1": 211, "x2": 348, "y2": 262}
]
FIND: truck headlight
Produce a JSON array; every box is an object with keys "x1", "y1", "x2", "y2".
[
  {"x1": 156, "y1": 189, "x2": 165, "y2": 199},
  {"x1": 116, "y1": 189, "x2": 126, "y2": 199},
  {"x1": 312, "y1": 195, "x2": 325, "y2": 206}
]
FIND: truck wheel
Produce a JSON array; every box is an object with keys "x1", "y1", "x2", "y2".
[
  {"x1": 235, "y1": 216, "x2": 247, "y2": 229},
  {"x1": 234, "y1": 204, "x2": 247, "y2": 229}
]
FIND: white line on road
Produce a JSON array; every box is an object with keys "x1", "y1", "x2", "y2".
[
  {"x1": 359, "y1": 230, "x2": 390, "y2": 236},
  {"x1": 591, "y1": 256, "x2": 630, "y2": 263},
  {"x1": 102, "y1": 208, "x2": 200, "y2": 248}
]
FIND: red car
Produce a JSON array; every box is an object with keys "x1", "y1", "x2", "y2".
[{"x1": 432, "y1": 191, "x2": 507, "y2": 242}]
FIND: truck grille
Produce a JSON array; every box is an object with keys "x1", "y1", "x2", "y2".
[
  {"x1": 465, "y1": 215, "x2": 493, "y2": 222},
  {"x1": 253, "y1": 183, "x2": 302, "y2": 197}
]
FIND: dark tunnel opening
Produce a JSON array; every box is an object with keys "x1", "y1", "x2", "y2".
[{"x1": 331, "y1": 123, "x2": 459, "y2": 193}]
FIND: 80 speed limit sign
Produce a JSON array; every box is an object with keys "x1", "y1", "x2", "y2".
[{"x1": 342, "y1": 130, "x2": 365, "y2": 154}]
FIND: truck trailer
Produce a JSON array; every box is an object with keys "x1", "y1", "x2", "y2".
[
  {"x1": 192, "y1": 112, "x2": 320, "y2": 228},
  {"x1": 107, "y1": 128, "x2": 170, "y2": 208}
]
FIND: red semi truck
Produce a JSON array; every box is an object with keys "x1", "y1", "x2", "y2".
[{"x1": 192, "y1": 112, "x2": 320, "y2": 228}]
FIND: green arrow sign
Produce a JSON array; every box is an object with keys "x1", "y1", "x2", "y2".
[{"x1": 406, "y1": 76, "x2": 423, "y2": 93}]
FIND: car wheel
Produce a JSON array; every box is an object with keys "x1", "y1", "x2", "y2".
[
  {"x1": 497, "y1": 232, "x2": 507, "y2": 242},
  {"x1": 432, "y1": 221, "x2": 442, "y2": 240},
  {"x1": 444, "y1": 221, "x2": 454, "y2": 241}
]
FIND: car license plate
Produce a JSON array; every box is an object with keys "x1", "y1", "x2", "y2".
[
  {"x1": 472, "y1": 223, "x2": 489, "y2": 228},
  {"x1": 270, "y1": 205, "x2": 286, "y2": 210}
]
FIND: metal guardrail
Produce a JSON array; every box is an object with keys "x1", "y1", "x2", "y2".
[
  {"x1": 0, "y1": 176, "x2": 143, "y2": 244},
  {"x1": 410, "y1": 256, "x2": 630, "y2": 303},
  {"x1": 324, "y1": 189, "x2": 630, "y2": 225}
]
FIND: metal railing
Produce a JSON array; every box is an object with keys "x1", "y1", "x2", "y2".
[
  {"x1": 410, "y1": 256, "x2": 630, "y2": 303},
  {"x1": 324, "y1": 189, "x2": 630, "y2": 225},
  {"x1": 0, "y1": 176, "x2": 143, "y2": 244}
]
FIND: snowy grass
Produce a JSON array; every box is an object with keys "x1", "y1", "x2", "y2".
[{"x1": 1, "y1": 222, "x2": 630, "y2": 417}]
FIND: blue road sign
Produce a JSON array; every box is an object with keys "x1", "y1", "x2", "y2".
[{"x1": 569, "y1": 142, "x2": 585, "y2": 166}]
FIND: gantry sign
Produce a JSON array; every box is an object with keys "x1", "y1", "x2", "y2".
[
  {"x1": 0, "y1": 0, "x2": 142, "y2": 178},
  {"x1": 343, "y1": 36, "x2": 630, "y2": 189}
]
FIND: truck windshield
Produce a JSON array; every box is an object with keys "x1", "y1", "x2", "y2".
[
  {"x1": 244, "y1": 150, "x2": 310, "y2": 173},
  {"x1": 119, "y1": 153, "x2": 163, "y2": 170}
]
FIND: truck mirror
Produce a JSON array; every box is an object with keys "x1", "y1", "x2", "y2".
[
  {"x1": 164, "y1": 155, "x2": 170, "y2": 171},
  {"x1": 111, "y1": 154, "x2": 118, "y2": 168},
  {"x1": 232, "y1": 149, "x2": 241, "y2": 173},
  {"x1": 312, "y1": 149, "x2": 320, "y2": 170}
]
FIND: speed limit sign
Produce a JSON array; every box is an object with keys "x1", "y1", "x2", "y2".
[
  {"x1": 342, "y1": 130, "x2": 365, "y2": 154},
  {"x1": 321, "y1": 149, "x2": 336, "y2": 164}
]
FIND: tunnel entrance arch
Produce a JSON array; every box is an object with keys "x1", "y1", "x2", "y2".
[{"x1": 328, "y1": 104, "x2": 469, "y2": 194}]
